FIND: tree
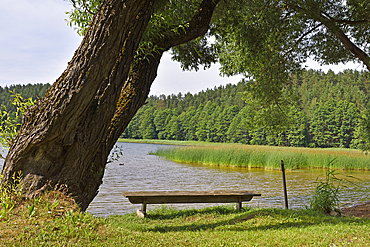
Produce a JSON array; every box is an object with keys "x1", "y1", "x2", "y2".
[
  {"x1": 351, "y1": 108, "x2": 370, "y2": 150},
  {"x1": 213, "y1": 105, "x2": 239, "y2": 142},
  {"x1": 285, "y1": 105, "x2": 308, "y2": 147},
  {"x1": 153, "y1": 108, "x2": 169, "y2": 139},
  {"x1": 121, "y1": 110, "x2": 143, "y2": 139},
  {"x1": 140, "y1": 107, "x2": 157, "y2": 139},
  {"x1": 167, "y1": 115, "x2": 183, "y2": 140},
  {"x1": 226, "y1": 107, "x2": 252, "y2": 144},
  {"x1": 335, "y1": 100, "x2": 360, "y2": 147},
  {"x1": 120, "y1": 69, "x2": 367, "y2": 147},
  {"x1": 1, "y1": 0, "x2": 222, "y2": 211},
  {"x1": 215, "y1": 0, "x2": 370, "y2": 128}
]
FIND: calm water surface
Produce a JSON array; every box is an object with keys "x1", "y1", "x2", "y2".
[
  {"x1": 87, "y1": 142, "x2": 370, "y2": 216},
  {"x1": 1, "y1": 142, "x2": 369, "y2": 217}
]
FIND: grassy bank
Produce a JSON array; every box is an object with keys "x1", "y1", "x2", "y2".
[
  {"x1": 1, "y1": 194, "x2": 370, "y2": 246},
  {"x1": 117, "y1": 138, "x2": 221, "y2": 146},
  {"x1": 151, "y1": 144, "x2": 370, "y2": 170}
]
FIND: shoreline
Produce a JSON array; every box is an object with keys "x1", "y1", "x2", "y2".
[{"x1": 341, "y1": 200, "x2": 370, "y2": 218}]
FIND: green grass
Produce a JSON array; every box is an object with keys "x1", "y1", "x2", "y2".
[
  {"x1": 150, "y1": 143, "x2": 370, "y2": 170},
  {"x1": 2, "y1": 199, "x2": 370, "y2": 246},
  {"x1": 1, "y1": 181, "x2": 369, "y2": 246}
]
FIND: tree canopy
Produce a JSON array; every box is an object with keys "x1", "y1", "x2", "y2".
[
  {"x1": 214, "y1": 0, "x2": 370, "y2": 127},
  {"x1": 66, "y1": 0, "x2": 370, "y2": 127}
]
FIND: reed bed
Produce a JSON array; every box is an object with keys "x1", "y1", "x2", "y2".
[{"x1": 153, "y1": 144, "x2": 370, "y2": 170}]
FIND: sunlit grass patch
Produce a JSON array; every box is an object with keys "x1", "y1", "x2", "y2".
[{"x1": 1, "y1": 199, "x2": 370, "y2": 246}]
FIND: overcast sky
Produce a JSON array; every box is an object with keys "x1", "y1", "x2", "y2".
[{"x1": 0, "y1": 0, "x2": 365, "y2": 96}]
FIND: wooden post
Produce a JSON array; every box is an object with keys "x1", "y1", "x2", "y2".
[{"x1": 281, "y1": 160, "x2": 289, "y2": 209}]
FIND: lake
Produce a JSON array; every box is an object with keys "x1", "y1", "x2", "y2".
[
  {"x1": 87, "y1": 142, "x2": 370, "y2": 216},
  {"x1": 1, "y1": 142, "x2": 369, "y2": 216}
]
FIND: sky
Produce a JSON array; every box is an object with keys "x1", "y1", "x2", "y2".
[{"x1": 0, "y1": 0, "x2": 365, "y2": 96}]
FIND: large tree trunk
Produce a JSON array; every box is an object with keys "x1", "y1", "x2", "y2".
[
  {"x1": 105, "y1": 0, "x2": 221, "y2": 146},
  {"x1": 2, "y1": 0, "x2": 156, "y2": 210},
  {"x1": 1, "y1": 0, "x2": 219, "y2": 211}
]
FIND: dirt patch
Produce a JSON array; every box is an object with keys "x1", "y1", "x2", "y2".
[{"x1": 341, "y1": 201, "x2": 370, "y2": 219}]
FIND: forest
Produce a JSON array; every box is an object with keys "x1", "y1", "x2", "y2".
[
  {"x1": 122, "y1": 69, "x2": 370, "y2": 149},
  {"x1": 0, "y1": 69, "x2": 369, "y2": 149},
  {"x1": 0, "y1": 83, "x2": 50, "y2": 113}
]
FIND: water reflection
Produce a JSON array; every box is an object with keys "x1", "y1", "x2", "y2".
[{"x1": 1, "y1": 142, "x2": 369, "y2": 217}]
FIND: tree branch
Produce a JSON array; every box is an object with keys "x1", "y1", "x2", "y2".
[
  {"x1": 158, "y1": 0, "x2": 221, "y2": 50},
  {"x1": 321, "y1": 10, "x2": 370, "y2": 25},
  {"x1": 284, "y1": 23, "x2": 323, "y2": 56},
  {"x1": 317, "y1": 16, "x2": 370, "y2": 70},
  {"x1": 284, "y1": 1, "x2": 370, "y2": 70},
  {"x1": 82, "y1": 0, "x2": 97, "y2": 16}
]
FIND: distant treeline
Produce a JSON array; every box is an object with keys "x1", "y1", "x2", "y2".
[
  {"x1": 1, "y1": 70, "x2": 369, "y2": 149},
  {"x1": 122, "y1": 69, "x2": 370, "y2": 149},
  {"x1": 0, "y1": 83, "x2": 51, "y2": 112}
]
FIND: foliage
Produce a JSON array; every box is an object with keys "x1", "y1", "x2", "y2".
[
  {"x1": 65, "y1": 0, "x2": 218, "y2": 67},
  {"x1": 1, "y1": 70, "x2": 369, "y2": 151},
  {"x1": 0, "y1": 171, "x2": 23, "y2": 219},
  {"x1": 351, "y1": 108, "x2": 370, "y2": 151},
  {"x1": 0, "y1": 83, "x2": 50, "y2": 112},
  {"x1": 309, "y1": 168, "x2": 360, "y2": 214},
  {"x1": 215, "y1": 0, "x2": 370, "y2": 126},
  {"x1": 65, "y1": 0, "x2": 101, "y2": 36},
  {"x1": 0, "y1": 84, "x2": 49, "y2": 157},
  {"x1": 106, "y1": 144, "x2": 124, "y2": 164},
  {"x1": 0, "y1": 93, "x2": 36, "y2": 157}
]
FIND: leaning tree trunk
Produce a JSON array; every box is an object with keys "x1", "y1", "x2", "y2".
[
  {"x1": 104, "y1": 0, "x2": 221, "y2": 149},
  {"x1": 2, "y1": 0, "x2": 219, "y2": 211},
  {"x1": 2, "y1": 0, "x2": 156, "y2": 210}
]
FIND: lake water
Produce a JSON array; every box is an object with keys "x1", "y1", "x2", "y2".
[
  {"x1": 1, "y1": 142, "x2": 369, "y2": 217},
  {"x1": 87, "y1": 142, "x2": 370, "y2": 216}
]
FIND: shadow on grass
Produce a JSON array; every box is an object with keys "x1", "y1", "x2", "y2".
[
  {"x1": 147, "y1": 205, "x2": 237, "y2": 220},
  {"x1": 145, "y1": 207, "x2": 370, "y2": 233}
]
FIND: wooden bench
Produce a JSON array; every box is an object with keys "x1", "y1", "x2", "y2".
[{"x1": 122, "y1": 190, "x2": 261, "y2": 218}]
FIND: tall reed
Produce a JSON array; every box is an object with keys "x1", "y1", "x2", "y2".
[{"x1": 153, "y1": 144, "x2": 370, "y2": 170}]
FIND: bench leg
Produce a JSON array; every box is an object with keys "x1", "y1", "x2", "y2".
[
  {"x1": 137, "y1": 200, "x2": 147, "y2": 218},
  {"x1": 234, "y1": 198, "x2": 243, "y2": 210}
]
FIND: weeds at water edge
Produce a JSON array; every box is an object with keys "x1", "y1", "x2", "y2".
[{"x1": 309, "y1": 161, "x2": 361, "y2": 214}]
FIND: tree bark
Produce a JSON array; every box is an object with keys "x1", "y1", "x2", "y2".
[
  {"x1": 105, "y1": 0, "x2": 221, "y2": 149},
  {"x1": 1, "y1": 0, "x2": 219, "y2": 211},
  {"x1": 2, "y1": 0, "x2": 156, "y2": 210}
]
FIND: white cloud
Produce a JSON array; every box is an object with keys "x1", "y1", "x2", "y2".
[
  {"x1": 152, "y1": 53, "x2": 243, "y2": 96},
  {"x1": 304, "y1": 59, "x2": 365, "y2": 73}
]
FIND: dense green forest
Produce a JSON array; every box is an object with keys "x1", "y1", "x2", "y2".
[
  {"x1": 122, "y1": 69, "x2": 370, "y2": 149},
  {"x1": 0, "y1": 83, "x2": 51, "y2": 112},
  {"x1": 1, "y1": 70, "x2": 369, "y2": 149}
]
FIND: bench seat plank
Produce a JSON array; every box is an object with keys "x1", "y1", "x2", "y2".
[{"x1": 122, "y1": 190, "x2": 261, "y2": 205}]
